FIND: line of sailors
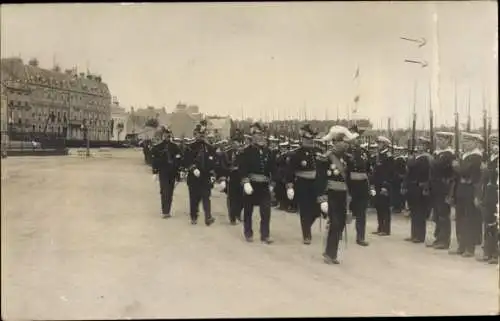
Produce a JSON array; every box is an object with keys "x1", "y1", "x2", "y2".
[{"x1": 148, "y1": 119, "x2": 499, "y2": 265}]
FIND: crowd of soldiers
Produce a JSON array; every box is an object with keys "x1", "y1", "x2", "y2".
[{"x1": 140, "y1": 119, "x2": 499, "y2": 265}]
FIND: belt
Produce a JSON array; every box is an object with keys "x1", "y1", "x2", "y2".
[
  {"x1": 249, "y1": 173, "x2": 270, "y2": 183},
  {"x1": 327, "y1": 180, "x2": 347, "y2": 191},
  {"x1": 350, "y1": 172, "x2": 368, "y2": 180},
  {"x1": 230, "y1": 166, "x2": 239, "y2": 171},
  {"x1": 295, "y1": 170, "x2": 316, "y2": 179},
  {"x1": 460, "y1": 178, "x2": 473, "y2": 184}
]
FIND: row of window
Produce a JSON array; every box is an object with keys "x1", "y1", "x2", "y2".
[{"x1": 22, "y1": 76, "x2": 109, "y2": 96}]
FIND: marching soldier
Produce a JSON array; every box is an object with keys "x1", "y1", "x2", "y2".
[
  {"x1": 238, "y1": 122, "x2": 276, "y2": 244},
  {"x1": 427, "y1": 132, "x2": 455, "y2": 249},
  {"x1": 151, "y1": 127, "x2": 183, "y2": 218},
  {"x1": 285, "y1": 124, "x2": 323, "y2": 245},
  {"x1": 346, "y1": 125, "x2": 371, "y2": 246},
  {"x1": 216, "y1": 129, "x2": 245, "y2": 225},
  {"x1": 448, "y1": 132, "x2": 484, "y2": 257},
  {"x1": 478, "y1": 133, "x2": 499, "y2": 264},
  {"x1": 183, "y1": 120, "x2": 217, "y2": 226},
  {"x1": 404, "y1": 137, "x2": 433, "y2": 244},
  {"x1": 371, "y1": 136, "x2": 395, "y2": 236},
  {"x1": 316, "y1": 125, "x2": 358, "y2": 264}
]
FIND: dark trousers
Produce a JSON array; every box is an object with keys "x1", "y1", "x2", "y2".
[
  {"x1": 275, "y1": 181, "x2": 286, "y2": 208},
  {"x1": 351, "y1": 198, "x2": 368, "y2": 241},
  {"x1": 188, "y1": 184, "x2": 212, "y2": 221},
  {"x1": 455, "y1": 184, "x2": 482, "y2": 253},
  {"x1": 243, "y1": 184, "x2": 271, "y2": 239},
  {"x1": 483, "y1": 211, "x2": 499, "y2": 258},
  {"x1": 296, "y1": 179, "x2": 320, "y2": 240},
  {"x1": 159, "y1": 174, "x2": 176, "y2": 215},
  {"x1": 227, "y1": 179, "x2": 243, "y2": 223},
  {"x1": 391, "y1": 179, "x2": 405, "y2": 211},
  {"x1": 375, "y1": 193, "x2": 391, "y2": 234},
  {"x1": 433, "y1": 197, "x2": 451, "y2": 247},
  {"x1": 324, "y1": 190, "x2": 347, "y2": 259},
  {"x1": 408, "y1": 190, "x2": 431, "y2": 241}
]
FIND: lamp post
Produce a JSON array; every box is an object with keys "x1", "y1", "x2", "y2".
[{"x1": 81, "y1": 119, "x2": 90, "y2": 157}]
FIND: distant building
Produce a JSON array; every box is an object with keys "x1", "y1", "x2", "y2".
[
  {"x1": 126, "y1": 105, "x2": 168, "y2": 135},
  {"x1": 110, "y1": 97, "x2": 128, "y2": 141},
  {"x1": 1, "y1": 83, "x2": 8, "y2": 150},
  {"x1": 206, "y1": 116, "x2": 231, "y2": 139},
  {"x1": 163, "y1": 103, "x2": 202, "y2": 137},
  {"x1": 0, "y1": 57, "x2": 112, "y2": 141}
]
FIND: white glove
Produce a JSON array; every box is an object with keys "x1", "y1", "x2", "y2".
[
  {"x1": 320, "y1": 202, "x2": 328, "y2": 214},
  {"x1": 218, "y1": 181, "x2": 227, "y2": 191},
  {"x1": 180, "y1": 172, "x2": 186, "y2": 180},
  {"x1": 152, "y1": 174, "x2": 158, "y2": 182},
  {"x1": 210, "y1": 176, "x2": 216, "y2": 184},
  {"x1": 287, "y1": 188, "x2": 295, "y2": 200},
  {"x1": 193, "y1": 168, "x2": 200, "y2": 177},
  {"x1": 243, "y1": 182, "x2": 254, "y2": 195},
  {"x1": 370, "y1": 189, "x2": 376, "y2": 197},
  {"x1": 269, "y1": 185, "x2": 274, "y2": 193}
]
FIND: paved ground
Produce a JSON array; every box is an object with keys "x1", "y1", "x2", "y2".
[{"x1": 1, "y1": 149, "x2": 498, "y2": 319}]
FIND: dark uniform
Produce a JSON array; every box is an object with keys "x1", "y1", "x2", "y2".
[
  {"x1": 274, "y1": 142, "x2": 291, "y2": 210},
  {"x1": 429, "y1": 133, "x2": 455, "y2": 249},
  {"x1": 392, "y1": 148, "x2": 407, "y2": 213},
  {"x1": 372, "y1": 137, "x2": 395, "y2": 236},
  {"x1": 450, "y1": 133, "x2": 484, "y2": 257},
  {"x1": 404, "y1": 140, "x2": 433, "y2": 243},
  {"x1": 479, "y1": 134, "x2": 499, "y2": 264},
  {"x1": 151, "y1": 128, "x2": 183, "y2": 218},
  {"x1": 285, "y1": 124, "x2": 322, "y2": 244},
  {"x1": 216, "y1": 130, "x2": 245, "y2": 225},
  {"x1": 316, "y1": 125, "x2": 357, "y2": 264},
  {"x1": 183, "y1": 121, "x2": 217, "y2": 226},
  {"x1": 142, "y1": 139, "x2": 153, "y2": 165},
  {"x1": 346, "y1": 137, "x2": 371, "y2": 246},
  {"x1": 239, "y1": 122, "x2": 276, "y2": 244}
]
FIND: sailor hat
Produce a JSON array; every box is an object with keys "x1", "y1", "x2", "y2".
[
  {"x1": 418, "y1": 136, "x2": 431, "y2": 143},
  {"x1": 435, "y1": 131, "x2": 454, "y2": 138},
  {"x1": 376, "y1": 136, "x2": 391, "y2": 145},
  {"x1": 462, "y1": 132, "x2": 484, "y2": 143}
]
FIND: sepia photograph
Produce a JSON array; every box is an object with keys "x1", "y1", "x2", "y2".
[{"x1": 1, "y1": 1, "x2": 498, "y2": 319}]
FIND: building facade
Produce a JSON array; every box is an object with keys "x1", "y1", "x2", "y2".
[
  {"x1": 110, "y1": 97, "x2": 129, "y2": 141},
  {"x1": 0, "y1": 57, "x2": 112, "y2": 141},
  {"x1": 1, "y1": 83, "x2": 8, "y2": 149}
]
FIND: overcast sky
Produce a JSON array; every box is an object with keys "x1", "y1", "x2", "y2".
[{"x1": 1, "y1": 2, "x2": 497, "y2": 129}]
